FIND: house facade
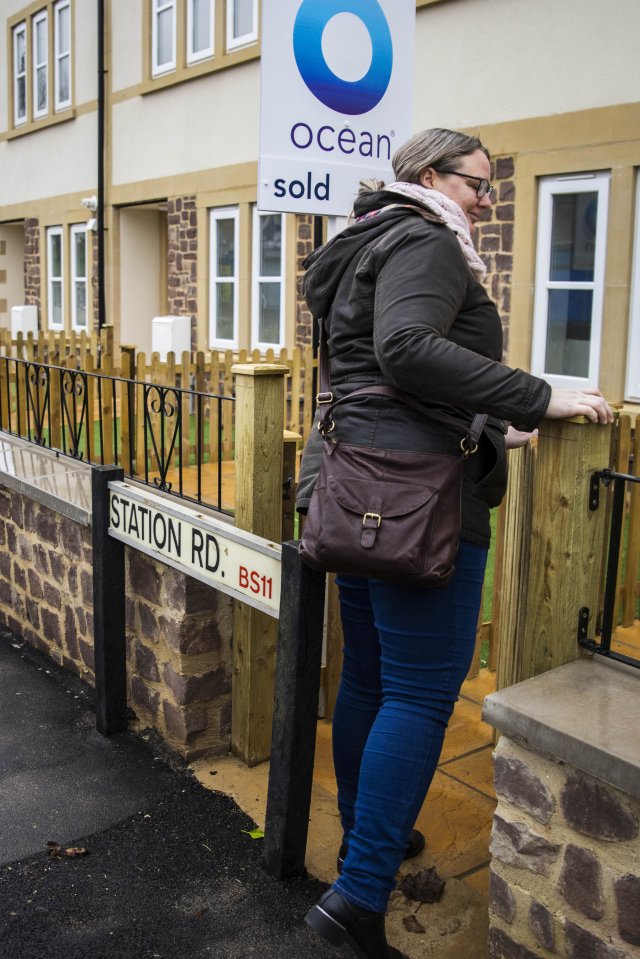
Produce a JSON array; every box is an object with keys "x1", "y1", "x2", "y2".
[{"x1": 1, "y1": 0, "x2": 639, "y2": 407}]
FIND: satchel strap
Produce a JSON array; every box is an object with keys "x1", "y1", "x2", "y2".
[{"x1": 316, "y1": 315, "x2": 487, "y2": 453}]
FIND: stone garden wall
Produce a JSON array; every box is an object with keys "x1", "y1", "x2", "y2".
[
  {"x1": 489, "y1": 735, "x2": 640, "y2": 958},
  {"x1": 0, "y1": 482, "x2": 233, "y2": 760}
]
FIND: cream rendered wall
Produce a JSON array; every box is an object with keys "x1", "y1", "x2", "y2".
[
  {"x1": 0, "y1": 224, "x2": 25, "y2": 317},
  {"x1": 109, "y1": 0, "x2": 144, "y2": 93},
  {"x1": 119, "y1": 208, "x2": 162, "y2": 355},
  {"x1": 415, "y1": 0, "x2": 640, "y2": 130},
  {"x1": 0, "y1": 0, "x2": 99, "y2": 209},
  {"x1": 0, "y1": 113, "x2": 97, "y2": 207},
  {"x1": 111, "y1": 61, "x2": 260, "y2": 185}
]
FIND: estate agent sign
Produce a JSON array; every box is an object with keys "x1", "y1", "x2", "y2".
[{"x1": 259, "y1": 0, "x2": 415, "y2": 216}]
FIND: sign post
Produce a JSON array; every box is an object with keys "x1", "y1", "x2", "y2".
[{"x1": 259, "y1": 0, "x2": 415, "y2": 217}]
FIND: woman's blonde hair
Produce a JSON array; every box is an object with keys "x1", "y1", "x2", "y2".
[{"x1": 392, "y1": 128, "x2": 490, "y2": 184}]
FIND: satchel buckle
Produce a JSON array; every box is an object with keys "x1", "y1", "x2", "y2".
[
  {"x1": 318, "y1": 416, "x2": 335, "y2": 434},
  {"x1": 316, "y1": 391, "x2": 333, "y2": 404},
  {"x1": 363, "y1": 512, "x2": 381, "y2": 528},
  {"x1": 460, "y1": 437, "x2": 479, "y2": 458}
]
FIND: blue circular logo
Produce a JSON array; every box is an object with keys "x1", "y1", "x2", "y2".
[{"x1": 293, "y1": 0, "x2": 393, "y2": 116}]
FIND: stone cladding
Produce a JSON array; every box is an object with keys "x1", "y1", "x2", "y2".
[
  {"x1": 0, "y1": 485, "x2": 95, "y2": 680},
  {"x1": 476, "y1": 156, "x2": 515, "y2": 359},
  {"x1": 24, "y1": 218, "x2": 41, "y2": 315},
  {"x1": 125, "y1": 549, "x2": 233, "y2": 760},
  {"x1": 489, "y1": 735, "x2": 640, "y2": 958},
  {"x1": 0, "y1": 483, "x2": 233, "y2": 759},
  {"x1": 295, "y1": 214, "x2": 315, "y2": 347},
  {"x1": 167, "y1": 195, "x2": 198, "y2": 352}
]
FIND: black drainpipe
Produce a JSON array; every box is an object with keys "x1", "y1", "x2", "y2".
[{"x1": 97, "y1": 0, "x2": 106, "y2": 331}]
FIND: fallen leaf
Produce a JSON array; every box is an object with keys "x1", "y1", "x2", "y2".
[
  {"x1": 398, "y1": 867, "x2": 446, "y2": 903},
  {"x1": 241, "y1": 829, "x2": 264, "y2": 840},
  {"x1": 402, "y1": 914, "x2": 426, "y2": 934},
  {"x1": 46, "y1": 842, "x2": 88, "y2": 859},
  {"x1": 193, "y1": 906, "x2": 209, "y2": 920}
]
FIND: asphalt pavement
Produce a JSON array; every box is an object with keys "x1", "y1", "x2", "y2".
[{"x1": 0, "y1": 628, "x2": 336, "y2": 959}]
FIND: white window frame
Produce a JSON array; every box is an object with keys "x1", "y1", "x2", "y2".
[
  {"x1": 13, "y1": 22, "x2": 27, "y2": 126},
  {"x1": 531, "y1": 172, "x2": 610, "y2": 390},
  {"x1": 152, "y1": 0, "x2": 176, "y2": 76},
  {"x1": 47, "y1": 226, "x2": 65, "y2": 331},
  {"x1": 226, "y1": 0, "x2": 258, "y2": 51},
  {"x1": 209, "y1": 207, "x2": 239, "y2": 350},
  {"x1": 187, "y1": 0, "x2": 214, "y2": 64},
  {"x1": 625, "y1": 171, "x2": 640, "y2": 402},
  {"x1": 53, "y1": 0, "x2": 71, "y2": 111},
  {"x1": 251, "y1": 208, "x2": 285, "y2": 352},
  {"x1": 33, "y1": 10, "x2": 49, "y2": 120},
  {"x1": 70, "y1": 224, "x2": 88, "y2": 332}
]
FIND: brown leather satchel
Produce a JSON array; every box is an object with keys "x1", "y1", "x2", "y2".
[{"x1": 299, "y1": 319, "x2": 487, "y2": 587}]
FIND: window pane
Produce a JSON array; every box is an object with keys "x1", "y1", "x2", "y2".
[
  {"x1": 37, "y1": 68, "x2": 47, "y2": 111},
  {"x1": 74, "y1": 232, "x2": 86, "y2": 277},
  {"x1": 17, "y1": 78, "x2": 26, "y2": 118},
  {"x1": 550, "y1": 192, "x2": 598, "y2": 282},
  {"x1": 258, "y1": 283, "x2": 280, "y2": 343},
  {"x1": 157, "y1": 8, "x2": 173, "y2": 64},
  {"x1": 51, "y1": 235, "x2": 62, "y2": 277},
  {"x1": 36, "y1": 19, "x2": 47, "y2": 61},
  {"x1": 260, "y1": 215, "x2": 281, "y2": 277},
  {"x1": 216, "y1": 284, "x2": 234, "y2": 340},
  {"x1": 234, "y1": 0, "x2": 254, "y2": 38},
  {"x1": 16, "y1": 30, "x2": 26, "y2": 72},
  {"x1": 544, "y1": 289, "x2": 593, "y2": 378},
  {"x1": 52, "y1": 282, "x2": 63, "y2": 326},
  {"x1": 192, "y1": 0, "x2": 211, "y2": 52},
  {"x1": 216, "y1": 219, "x2": 235, "y2": 277},
  {"x1": 58, "y1": 56, "x2": 70, "y2": 103},
  {"x1": 75, "y1": 283, "x2": 87, "y2": 327},
  {"x1": 57, "y1": 5, "x2": 70, "y2": 52}
]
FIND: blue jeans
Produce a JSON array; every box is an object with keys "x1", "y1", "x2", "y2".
[{"x1": 331, "y1": 540, "x2": 487, "y2": 913}]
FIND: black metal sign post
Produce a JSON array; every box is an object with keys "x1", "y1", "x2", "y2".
[
  {"x1": 263, "y1": 541, "x2": 326, "y2": 878},
  {"x1": 92, "y1": 465, "x2": 127, "y2": 735},
  {"x1": 100, "y1": 471, "x2": 328, "y2": 874}
]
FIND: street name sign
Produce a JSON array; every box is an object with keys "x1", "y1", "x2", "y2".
[
  {"x1": 108, "y1": 482, "x2": 281, "y2": 617},
  {"x1": 259, "y1": 0, "x2": 415, "y2": 216}
]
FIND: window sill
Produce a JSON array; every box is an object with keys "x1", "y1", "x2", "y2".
[
  {"x1": 142, "y1": 43, "x2": 259, "y2": 96},
  {"x1": 5, "y1": 108, "x2": 76, "y2": 141}
]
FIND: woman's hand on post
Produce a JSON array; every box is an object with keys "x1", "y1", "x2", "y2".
[
  {"x1": 505, "y1": 426, "x2": 538, "y2": 449},
  {"x1": 544, "y1": 387, "x2": 614, "y2": 424}
]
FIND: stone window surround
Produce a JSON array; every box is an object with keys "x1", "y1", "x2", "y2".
[
  {"x1": 142, "y1": 0, "x2": 259, "y2": 95},
  {"x1": 7, "y1": 0, "x2": 75, "y2": 138},
  {"x1": 531, "y1": 170, "x2": 611, "y2": 392}
]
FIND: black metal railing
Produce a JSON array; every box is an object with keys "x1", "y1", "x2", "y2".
[
  {"x1": 578, "y1": 468, "x2": 640, "y2": 668},
  {"x1": 0, "y1": 356, "x2": 234, "y2": 515}
]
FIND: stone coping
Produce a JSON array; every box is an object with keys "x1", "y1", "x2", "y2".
[
  {"x1": 0, "y1": 434, "x2": 91, "y2": 525},
  {"x1": 483, "y1": 657, "x2": 640, "y2": 799}
]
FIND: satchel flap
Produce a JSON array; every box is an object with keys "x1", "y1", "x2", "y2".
[{"x1": 327, "y1": 476, "x2": 436, "y2": 518}]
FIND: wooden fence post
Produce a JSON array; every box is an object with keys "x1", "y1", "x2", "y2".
[
  {"x1": 495, "y1": 418, "x2": 612, "y2": 689},
  {"x1": 231, "y1": 362, "x2": 288, "y2": 765}
]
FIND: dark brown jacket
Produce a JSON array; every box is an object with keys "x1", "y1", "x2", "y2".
[{"x1": 296, "y1": 196, "x2": 551, "y2": 547}]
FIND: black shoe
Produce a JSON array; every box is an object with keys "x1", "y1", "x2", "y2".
[
  {"x1": 337, "y1": 828, "x2": 426, "y2": 875},
  {"x1": 305, "y1": 889, "x2": 405, "y2": 959}
]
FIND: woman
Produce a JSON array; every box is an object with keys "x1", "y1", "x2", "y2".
[{"x1": 297, "y1": 128, "x2": 612, "y2": 959}]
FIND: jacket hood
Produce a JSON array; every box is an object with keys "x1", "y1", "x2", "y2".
[{"x1": 303, "y1": 192, "x2": 441, "y2": 321}]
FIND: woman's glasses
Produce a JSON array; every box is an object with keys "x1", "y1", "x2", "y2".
[{"x1": 433, "y1": 169, "x2": 494, "y2": 199}]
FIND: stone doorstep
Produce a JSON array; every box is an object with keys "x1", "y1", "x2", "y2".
[{"x1": 483, "y1": 656, "x2": 640, "y2": 800}]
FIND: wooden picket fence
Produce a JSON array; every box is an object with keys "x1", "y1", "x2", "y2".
[
  {"x1": 0, "y1": 327, "x2": 319, "y2": 447},
  {"x1": 1, "y1": 327, "x2": 637, "y2": 681}
]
